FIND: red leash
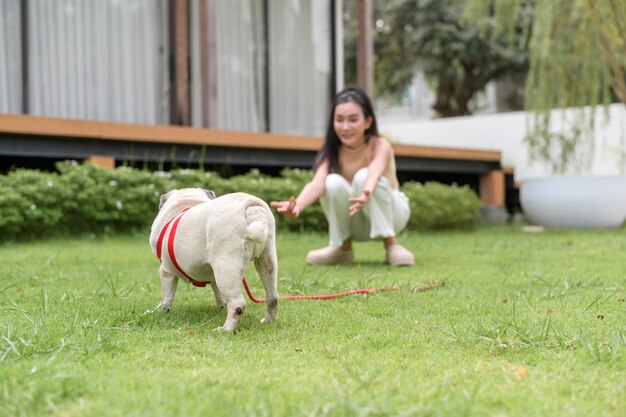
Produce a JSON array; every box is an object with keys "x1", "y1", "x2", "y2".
[
  {"x1": 242, "y1": 276, "x2": 444, "y2": 303},
  {"x1": 157, "y1": 209, "x2": 444, "y2": 302}
]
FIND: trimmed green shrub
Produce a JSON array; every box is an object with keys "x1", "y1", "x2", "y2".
[
  {"x1": 55, "y1": 162, "x2": 177, "y2": 234},
  {"x1": 0, "y1": 169, "x2": 72, "y2": 237},
  {"x1": 0, "y1": 184, "x2": 31, "y2": 236},
  {"x1": 0, "y1": 163, "x2": 483, "y2": 241},
  {"x1": 208, "y1": 168, "x2": 327, "y2": 232},
  {"x1": 164, "y1": 168, "x2": 326, "y2": 232},
  {"x1": 402, "y1": 181, "x2": 482, "y2": 230}
]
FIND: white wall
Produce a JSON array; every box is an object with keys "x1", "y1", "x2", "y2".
[{"x1": 380, "y1": 104, "x2": 626, "y2": 181}]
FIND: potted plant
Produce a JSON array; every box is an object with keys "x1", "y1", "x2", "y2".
[{"x1": 465, "y1": 0, "x2": 626, "y2": 227}]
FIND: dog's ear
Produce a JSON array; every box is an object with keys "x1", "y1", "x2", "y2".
[
  {"x1": 204, "y1": 189, "x2": 216, "y2": 199},
  {"x1": 158, "y1": 190, "x2": 176, "y2": 209}
]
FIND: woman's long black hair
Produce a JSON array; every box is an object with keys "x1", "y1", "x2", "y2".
[{"x1": 313, "y1": 86, "x2": 380, "y2": 174}]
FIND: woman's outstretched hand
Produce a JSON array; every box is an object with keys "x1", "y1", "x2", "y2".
[
  {"x1": 348, "y1": 191, "x2": 370, "y2": 216},
  {"x1": 270, "y1": 196, "x2": 300, "y2": 218}
]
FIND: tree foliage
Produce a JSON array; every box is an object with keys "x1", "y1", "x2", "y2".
[
  {"x1": 343, "y1": 0, "x2": 530, "y2": 117},
  {"x1": 465, "y1": 0, "x2": 626, "y2": 173}
]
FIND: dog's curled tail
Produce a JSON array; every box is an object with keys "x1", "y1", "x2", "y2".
[{"x1": 245, "y1": 205, "x2": 269, "y2": 246}]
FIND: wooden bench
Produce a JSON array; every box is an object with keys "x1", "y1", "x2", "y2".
[{"x1": 0, "y1": 114, "x2": 507, "y2": 209}]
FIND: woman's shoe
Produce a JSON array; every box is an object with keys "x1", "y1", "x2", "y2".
[
  {"x1": 386, "y1": 244, "x2": 414, "y2": 266},
  {"x1": 306, "y1": 246, "x2": 354, "y2": 265}
]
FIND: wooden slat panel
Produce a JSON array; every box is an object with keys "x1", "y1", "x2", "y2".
[
  {"x1": 0, "y1": 114, "x2": 501, "y2": 161},
  {"x1": 392, "y1": 143, "x2": 500, "y2": 162},
  {"x1": 0, "y1": 114, "x2": 322, "y2": 150}
]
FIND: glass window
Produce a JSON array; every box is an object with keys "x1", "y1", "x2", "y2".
[
  {"x1": 269, "y1": 0, "x2": 332, "y2": 136},
  {"x1": 190, "y1": 0, "x2": 266, "y2": 132},
  {"x1": 27, "y1": 0, "x2": 169, "y2": 124},
  {"x1": 190, "y1": 0, "x2": 332, "y2": 136},
  {"x1": 0, "y1": 0, "x2": 22, "y2": 114}
]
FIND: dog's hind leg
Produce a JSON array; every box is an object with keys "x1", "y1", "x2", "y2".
[
  {"x1": 212, "y1": 259, "x2": 246, "y2": 332},
  {"x1": 157, "y1": 268, "x2": 179, "y2": 310},
  {"x1": 255, "y1": 244, "x2": 279, "y2": 324},
  {"x1": 209, "y1": 280, "x2": 226, "y2": 309}
]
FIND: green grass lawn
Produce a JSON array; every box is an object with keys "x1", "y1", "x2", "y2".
[{"x1": 1, "y1": 227, "x2": 625, "y2": 417}]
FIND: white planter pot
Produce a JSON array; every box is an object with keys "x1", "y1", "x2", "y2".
[{"x1": 520, "y1": 176, "x2": 626, "y2": 228}]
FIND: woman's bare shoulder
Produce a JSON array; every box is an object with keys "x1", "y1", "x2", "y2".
[
  {"x1": 311, "y1": 159, "x2": 330, "y2": 182},
  {"x1": 371, "y1": 136, "x2": 393, "y2": 154}
]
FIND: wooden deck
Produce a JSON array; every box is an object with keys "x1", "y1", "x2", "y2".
[{"x1": 0, "y1": 114, "x2": 507, "y2": 208}]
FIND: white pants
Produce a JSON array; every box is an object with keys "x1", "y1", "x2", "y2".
[{"x1": 319, "y1": 168, "x2": 411, "y2": 247}]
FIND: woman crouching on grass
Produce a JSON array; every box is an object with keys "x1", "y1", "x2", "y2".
[{"x1": 271, "y1": 86, "x2": 414, "y2": 266}]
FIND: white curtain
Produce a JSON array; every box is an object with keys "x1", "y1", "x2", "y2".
[
  {"x1": 269, "y1": 0, "x2": 331, "y2": 136},
  {"x1": 28, "y1": 0, "x2": 169, "y2": 124},
  {"x1": 191, "y1": 0, "x2": 265, "y2": 131},
  {"x1": 216, "y1": 0, "x2": 265, "y2": 131},
  {"x1": 0, "y1": 0, "x2": 22, "y2": 114},
  {"x1": 191, "y1": 0, "x2": 331, "y2": 135}
]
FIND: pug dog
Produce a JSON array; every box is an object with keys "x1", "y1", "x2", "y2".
[{"x1": 149, "y1": 188, "x2": 278, "y2": 332}]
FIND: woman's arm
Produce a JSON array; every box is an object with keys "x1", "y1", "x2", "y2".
[
  {"x1": 348, "y1": 138, "x2": 393, "y2": 216},
  {"x1": 363, "y1": 137, "x2": 392, "y2": 194},
  {"x1": 270, "y1": 160, "x2": 329, "y2": 217}
]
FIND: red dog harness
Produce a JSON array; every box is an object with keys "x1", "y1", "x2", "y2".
[{"x1": 156, "y1": 208, "x2": 210, "y2": 288}]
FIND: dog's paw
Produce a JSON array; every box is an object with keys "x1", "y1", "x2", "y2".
[
  {"x1": 260, "y1": 317, "x2": 276, "y2": 324},
  {"x1": 213, "y1": 326, "x2": 236, "y2": 333},
  {"x1": 141, "y1": 308, "x2": 158, "y2": 316},
  {"x1": 156, "y1": 303, "x2": 172, "y2": 312}
]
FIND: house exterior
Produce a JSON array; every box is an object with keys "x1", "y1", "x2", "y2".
[
  {"x1": 0, "y1": 0, "x2": 342, "y2": 136},
  {"x1": 0, "y1": 0, "x2": 509, "y2": 213}
]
